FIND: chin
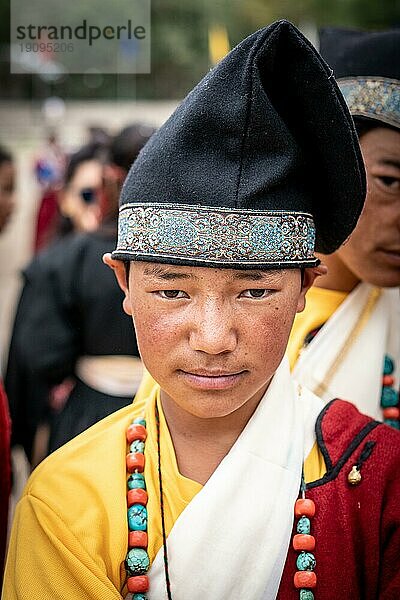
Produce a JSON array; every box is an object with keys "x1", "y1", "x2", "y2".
[
  {"x1": 183, "y1": 396, "x2": 247, "y2": 419},
  {"x1": 364, "y1": 270, "x2": 400, "y2": 288}
]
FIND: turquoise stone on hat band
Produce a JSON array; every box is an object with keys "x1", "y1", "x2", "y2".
[{"x1": 114, "y1": 203, "x2": 317, "y2": 267}]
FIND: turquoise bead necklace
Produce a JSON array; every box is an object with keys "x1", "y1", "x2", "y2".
[
  {"x1": 124, "y1": 409, "x2": 173, "y2": 600},
  {"x1": 125, "y1": 417, "x2": 151, "y2": 599},
  {"x1": 292, "y1": 472, "x2": 317, "y2": 598},
  {"x1": 381, "y1": 354, "x2": 400, "y2": 429},
  {"x1": 124, "y1": 412, "x2": 320, "y2": 599}
]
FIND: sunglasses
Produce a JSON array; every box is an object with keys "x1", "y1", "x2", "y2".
[{"x1": 79, "y1": 187, "x2": 98, "y2": 204}]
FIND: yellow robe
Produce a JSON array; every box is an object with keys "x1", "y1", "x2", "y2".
[
  {"x1": 3, "y1": 384, "x2": 325, "y2": 599},
  {"x1": 287, "y1": 286, "x2": 348, "y2": 369}
]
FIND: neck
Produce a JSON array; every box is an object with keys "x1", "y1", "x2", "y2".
[
  {"x1": 160, "y1": 384, "x2": 269, "y2": 485},
  {"x1": 314, "y1": 252, "x2": 360, "y2": 292}
]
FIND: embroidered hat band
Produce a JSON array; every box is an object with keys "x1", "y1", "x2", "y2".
[
  {"x1": 338, "y1": 77, "x2": 400, "y2": 129},
  {"x1": 112, "y1": 203, "x2": 317, "y2": 268}
]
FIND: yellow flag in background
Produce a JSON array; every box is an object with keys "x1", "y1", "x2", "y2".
[{"x1": 208, "y1": 25, "x2": 230, "y2": 65}]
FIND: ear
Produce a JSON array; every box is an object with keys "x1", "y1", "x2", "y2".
[
  {"x1": 103, "y1": 253, "x2": 132, "y2": 315},
  {"x1": 296, "y1": 264, "x2": 328, "y2": 313}
]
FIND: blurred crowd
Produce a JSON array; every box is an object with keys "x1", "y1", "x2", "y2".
[
  {"x1": 0, "y1": 122, "x2": 156, "y2": 573},
  {"x1": 2, "y1": 122, "x2": 158, "y2": 455}
]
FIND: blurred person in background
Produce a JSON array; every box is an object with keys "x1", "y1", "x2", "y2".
[
  {"x1": 288, "y1": 28, "x2": 400, "y2": 429},
  {"x1": 33, "y1": 131, "x2": 65, "y2": 252},
  {"x1": 100, "y1": 123, "x2": 156, "y2": 223},
  {"x1": 5, "y1": 127, "x2": 153, "y2": 463},
  {"x1": 56, "y1": 142, "x2": 106, "y2": 236},
  {"x1": 5, "y1": 142, "x2": 107, "y2": 463},
  {"x1": 36, "y1": 141, "x2": 107, "y2": 250},
  {"x1": 87, "y1": 125, "x2": 111, "y2": 147},
  {"x1": 0, "y1": 146, "x2": 15, "y2": 233},
  {"x1": 0, "y1": 145, "x2": 14, "y2": 582}
]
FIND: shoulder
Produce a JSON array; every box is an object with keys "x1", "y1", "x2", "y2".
[
  {"x1": 316, "y1": 399, "x2": 400, "y2": 476},
  {"x1": 10, "y1": 397, "x2": 150, "y2": 592},
  {"x1": 23, "y1": 401, "x2": 140, "y2": 517}
]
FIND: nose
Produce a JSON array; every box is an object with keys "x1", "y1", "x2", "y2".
[{"x1": 189, "y1": 298, "x2": 237, "y2": 355}]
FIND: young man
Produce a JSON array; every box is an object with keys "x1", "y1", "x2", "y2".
[
  {"x1": 289, "y1": 28, "x2": 400, "y2": 425},
  {"x1": 3, "y1": 21, "x2": 400, "y2": 600}
]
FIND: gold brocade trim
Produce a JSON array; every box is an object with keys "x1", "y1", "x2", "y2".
[{"x1": 313, "y1": 287, "x2": 382, "y2": 397}]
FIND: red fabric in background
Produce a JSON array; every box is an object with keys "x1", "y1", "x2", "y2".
[
  {"x1": 34, "y1": 190, "x2": 59, "y2": 252},
  {"x1": 278, "y1": 400, "x2": 400, "y2": 599},
  {"x1": 0, "y1": 380, "x2": 11, "y2": 581}
]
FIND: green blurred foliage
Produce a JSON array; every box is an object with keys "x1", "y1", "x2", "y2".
[{"x1": 0, "y1": 0, "x2": 399, "y2": 99}]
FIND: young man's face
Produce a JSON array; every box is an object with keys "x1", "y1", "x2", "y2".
[
  {"x1": 108, "y1": 258, "x2": 317, "y2": 419},
  {"x1": 335, "y1": 127, "x2": 400, "y2": 287}
]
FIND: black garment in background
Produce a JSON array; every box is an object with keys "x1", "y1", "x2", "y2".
[
  {"x1": 5, "y1": 229, "x2": 139, "y2": 459},
  {"x1": 6, "y1": 254, "x2": 53, "y2": 459},
  {"x1": 48, "y1": 380, "x2": 132, "y2": 452}
]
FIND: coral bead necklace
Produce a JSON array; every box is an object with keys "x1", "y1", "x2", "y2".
[{"x1": 124, "y1": 412, "x2": 319, "y2": 599}]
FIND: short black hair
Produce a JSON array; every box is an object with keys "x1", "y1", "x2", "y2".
[
  {"x1": 124, "y1": 260, "x2": 131, "y2": 287},
  {"x1": 354, "y1": 117, "x2": 398, "y2": 140}
]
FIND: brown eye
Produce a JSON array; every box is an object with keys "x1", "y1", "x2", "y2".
[
  {"x1": 159, "y1": 290, "x2": 188, "y2": 299},
  {"x1": 377, "y1": 176, "x2": 400, "y2": 190},
  {"x1": 249, "y1": 289, "x2": 266, "y2": 298},
  {"x1": 240, "y1": 289, "x2": 269, "y2": 298}
]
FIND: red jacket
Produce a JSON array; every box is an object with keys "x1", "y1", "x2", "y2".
[{"x1": 278, "y1": 400, "x2": 400, "y2": 599}]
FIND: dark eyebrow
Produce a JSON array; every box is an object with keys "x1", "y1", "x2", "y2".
[
  {"x1": 379, "y1": 158, "x2": 400, "y2": 170},
  {"x1": 142, "y1": 266, "x2": 284, "y2": 282},
  {"x1": 143, "y1": 265, "x2": 197, "y2": 280},
  {"x1": 232, "y1": 270, "x2": 284, "y2": 281}
]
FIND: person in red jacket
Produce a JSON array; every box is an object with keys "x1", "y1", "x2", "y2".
[{"x1": 3, "y1": 21, "x2": 400, "y2": 600}]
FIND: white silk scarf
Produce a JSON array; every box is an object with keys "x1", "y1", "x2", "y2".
[
  {"x1": 293, "y1": 283, "x2": 400, "y2": 420},
  {"x1": 147, "y1": 357, "x2": 323, "y2": 600}
]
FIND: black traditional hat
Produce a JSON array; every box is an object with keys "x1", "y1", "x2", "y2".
[
  {"x1": 113, "y1": 20, "x2": 365, "y2": 269},
  {"x1": 319, "y1": 27, "x2": 400, "y2": 130}
]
